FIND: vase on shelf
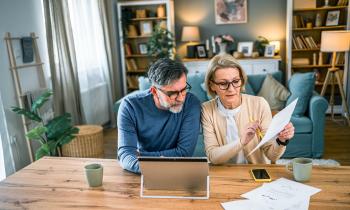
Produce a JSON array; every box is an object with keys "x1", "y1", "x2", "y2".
[{"x1": 219, "y1": 43, "x2": 227, "y2": 54}]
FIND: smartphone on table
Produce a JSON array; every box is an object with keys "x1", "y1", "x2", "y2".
[{"x1": 250, "y1": 168, "x2": 271, "y2": 182}]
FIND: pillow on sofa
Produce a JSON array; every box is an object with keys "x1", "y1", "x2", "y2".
[
  {"x1": 286, "y1": 72, "x2": 315, "y2": 116},
  {"x1": 257, "y1": 74, "x2": 290, "y2": 110}
]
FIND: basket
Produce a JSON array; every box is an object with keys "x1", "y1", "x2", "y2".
[{"x1": 61, "y1": 125, "x2": 104, "y2": 158}]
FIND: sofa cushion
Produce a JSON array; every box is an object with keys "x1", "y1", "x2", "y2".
[
  {"x1": 244, "y1": 82, "x2": 255, "y2": 95},
  {"x1": 286, "y1": 72, "x2": 315, "y2": 117},
  {"x1": 257, "y1": 74, "x2": 290, "y2": 110},
  {"x1": 187, "y1": 73, "x2": 208, "y2": 103},
  {"x1": 290, "y1": 116, "x2": 312, "y2": 133},
  {"x1": 248, "y1": 71, "x2": 283, "y2": 94}
]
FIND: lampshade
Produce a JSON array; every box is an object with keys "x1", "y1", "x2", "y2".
[
  {"x1": 321, "y1": 31, "x2": 350, "y2": 52},
  {"x1": 181, "y1": 26, "x2": 200, "y2": 42}
]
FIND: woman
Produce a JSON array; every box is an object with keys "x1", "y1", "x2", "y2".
[{"x1": 202, "y1": 54, "x2": 294, "y2": 164}]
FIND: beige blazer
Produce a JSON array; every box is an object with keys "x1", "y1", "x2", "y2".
[{"x1": 201, "y1": 94, "x2": 286, "y2": 164}]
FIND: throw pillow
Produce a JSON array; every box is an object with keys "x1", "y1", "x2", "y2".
[
  {"x1": 286, "y1": 72, "x2": 315, "y2": 116},
  {"x1": 257, "y1": 74, "x2": 290, "y2": 110}
]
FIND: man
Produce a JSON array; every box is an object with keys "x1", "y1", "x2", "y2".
[{"x1": 117, "y1": 58, "x2": 201, "y2": 173}]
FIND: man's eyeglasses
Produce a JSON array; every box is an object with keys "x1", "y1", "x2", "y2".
[
  {"x1": 211, "y1": 79, "x2": 242, "y2": 90},
  {"x1": 156, "y1": 82, "x2": 192, "y2": 99}
]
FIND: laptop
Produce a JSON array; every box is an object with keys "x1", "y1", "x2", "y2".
[{"x1": 138, "y1": 156, "x2": 209, "y2": 199}]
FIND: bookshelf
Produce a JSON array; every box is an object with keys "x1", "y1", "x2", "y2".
[
  {"x1": 117, "y1": 0, "x2": 174, "y2": 94},
  {"x1": 286, "y1": 0, "x2": 349, "y2": 112}
]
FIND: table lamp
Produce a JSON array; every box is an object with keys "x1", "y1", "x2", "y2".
[
  {"x1": 320, "y1": 30, "x2": 350, "y2": 126},
  {"x1": 181, "y1": 26, "x2": 200, "y2": 58}
]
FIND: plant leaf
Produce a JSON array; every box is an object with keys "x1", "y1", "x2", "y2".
[
  {"x1": 35, "y1": 145, "x2": 50, "y2": 160},
  {"x1": 46, "y1": 113, "x2": 73, "y2": 140},
  {"x1": 11, "y1": 107, "x2": 41, "y2": 122},
  {"x1": 26, "y1": 126, "x2": 47, "y2": 141},
  {"x1": 31, "y1": 90, "x2": 53, "y2": 112}
]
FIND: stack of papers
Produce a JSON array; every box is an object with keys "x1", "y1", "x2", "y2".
[{"x1": 221, "y1": 178, "x2": 321, "y2": 210}]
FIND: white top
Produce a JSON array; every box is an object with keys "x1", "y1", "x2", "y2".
[{"x1": 217, "y1": 98, "x2": 248, "y2": 164}]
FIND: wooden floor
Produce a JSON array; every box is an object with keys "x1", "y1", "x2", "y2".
[{"x1": 104, "y1": 117, "x2": 350, "y2": 165}]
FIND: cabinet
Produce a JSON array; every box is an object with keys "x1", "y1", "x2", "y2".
[
  {"x1": 286, "y1": 0, "x2": 349, "y2": 112},
  {"x1": 117, "y1": 0, "x2": 174, "y2": 95},
  {"x1": 183, "y1": 57, "x2": 281, "y2": 75}
]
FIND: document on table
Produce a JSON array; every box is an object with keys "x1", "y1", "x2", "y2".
[
  {"x1": 240, "y1": 178, "x2": 321, "y2": 210},
  {"x1": 248, "y1": 98, "x2": 298, "y2": 156}
]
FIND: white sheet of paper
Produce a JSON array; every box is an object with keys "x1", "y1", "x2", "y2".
[
  {"x1": 241, "y1": 178, "x2": 320, "y2": 210},
  {"x1": 248, "y1": 98, "x2": 298, "y2": 156},
  {"x1": 221, "y1": 199, "x2": 270, "y2": 210}
]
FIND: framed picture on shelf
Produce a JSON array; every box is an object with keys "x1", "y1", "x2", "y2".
[
  {"x1": 237, "y1": 42, "x2": 253, "y2": 57},
  {"x1": 264, "y1": 45, "x2": 275, "y2": 57},
  {"x1": 138, "y1": 43, "x2": 148, "y2": 55},
  {"x1": 140, "y1": 21, "x2": 153, "y2": 36},
  {"x1": 196, "y1": 44, "x2": 207, "y2": 58},
  {"x1": 326, "y1": 10, "x2": 340, "y2": 26},
  {"x1": 214, "y1": 0, "x2": 248, "y2": 24}
]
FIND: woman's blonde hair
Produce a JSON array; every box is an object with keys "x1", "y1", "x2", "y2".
[{"x1": 205, "y1": 54, "x2": 248, "y2": 98}]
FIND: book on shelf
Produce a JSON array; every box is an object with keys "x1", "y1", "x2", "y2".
[
  {"x1": 127, "y1": 76, "x2": 139, "y2": 89},
  {"x1": 124, "y1": 43, "x2": 132, "y2": 55},
  {"x1": 337, "y1": 0, "x2": 349, "y2": 6},
  {"x1": 292, "y1": 58, "x2": 310, "y2": 65},
  {"x1": 126, "y1": 58, "x2": 138, "y2": 71}
]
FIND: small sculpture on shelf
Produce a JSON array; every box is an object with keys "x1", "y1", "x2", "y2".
[{"x1": 215, "y1": 34, "x2": 234, "y2": 54}]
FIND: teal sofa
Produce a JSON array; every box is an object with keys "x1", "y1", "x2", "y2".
[{"x1": 114, "y1": 71, "x2": 328, "y2": 158}]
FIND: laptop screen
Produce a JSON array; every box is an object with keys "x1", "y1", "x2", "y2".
[{"x1": 139, "y1": 157, "x2": 209, "y2": 191}]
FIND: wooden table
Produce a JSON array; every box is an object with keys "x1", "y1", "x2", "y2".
[{"x1": 0, "y1": 157, "x2": 349, "y2": 209}]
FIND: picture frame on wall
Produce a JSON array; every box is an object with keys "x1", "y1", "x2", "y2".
[
  {"x1": 196, "y1": 44, "x2": 207, "y2": 58},
  {"x1": 140, "y1": 21, "x2": 153, "y2": 36},
  {"x1": 326, "y1": 10, "x2": 340, "y2": 26},
  {"x1": 264, "y1": 45, "x2": 275, "y2": 57},
  {"x1": 214, "y1": 0, "x2": 248, "y2": 24},
  {"x1": 138, "y1": 43, "x2": 148, "y2": 55},
  {"x1": 237, "y1": 42, "x2": 253, "y2": 57}
]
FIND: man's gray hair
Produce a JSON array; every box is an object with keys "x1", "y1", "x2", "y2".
[{"x1": 148, "y1": 58, "x2": 188, "y2": 86}]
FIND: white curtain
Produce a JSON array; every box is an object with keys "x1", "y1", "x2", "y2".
[{"x1": 67, "y1": 0, "x2": 112, "y2": 125}]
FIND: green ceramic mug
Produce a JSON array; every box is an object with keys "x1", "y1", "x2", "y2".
[
  {"x1": 85, "y1": 163, "x2": 103, "y2": 187},
  {"x1": 286, "y1": 158, "x2": 313, "y2": 182}
]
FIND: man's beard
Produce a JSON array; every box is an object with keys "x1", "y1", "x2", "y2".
[{"x1": 158, "y1": 96, "x2": 184, "y2": 114}]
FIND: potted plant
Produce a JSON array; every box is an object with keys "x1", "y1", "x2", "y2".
[
  {"x1": 12, "y1": 90, "x2": 79, "y2": 160},
  {"x1": 255, "y1": 36, "x2": 270, "y2": 56},
  {"x1": 146, "y1": 24, "x2": 176, "y2": 60}
]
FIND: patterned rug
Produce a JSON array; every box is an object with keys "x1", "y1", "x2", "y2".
[{"x1": 276, "y1": 159, "x2": 340, "y2": 167}]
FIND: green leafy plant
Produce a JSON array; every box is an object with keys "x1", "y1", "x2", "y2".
[
  {"x1": 147, "y1": 25, "x2": 175, "y2": 60},
  {"x1": 254, "y1": 36, "x2": 270, "y2": 56},
  {"x1": 12, "y1": 90, "x2": 79, "y2": 160}
]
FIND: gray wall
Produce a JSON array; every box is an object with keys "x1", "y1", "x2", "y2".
[
  {"x1": 174, "y1": 0, "x2": 287, "y2": 69},
  {"x1": 0, "y1": 0, "x2": 49, "y2": 175}
]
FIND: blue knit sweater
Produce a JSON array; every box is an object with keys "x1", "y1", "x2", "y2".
[{"x1": 117, "y1": 90, "x2": 201, "y2": 173}]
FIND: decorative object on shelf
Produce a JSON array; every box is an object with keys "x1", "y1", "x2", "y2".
[
  {"x1": 326, "y1": 10, "x2": 340, "y2": 26},
  {"x1": 315, "y1": 12, "x2": 322, "y2": 27},
  {"x1": 233, "y1": 51, "x2": 244, "y2": 59},
  {"x1": 318, "y1": 52, "x2": 323, "y2": 65},
  {"x1": 306, "y1": 22, "x2": 313, "y2": 29},
  {"x1": 157, "y1": 4, "x2": 165, "y2": 18},
  {"x1": 21, "y1": 37, "x2": 34, "y2": 63},
  {"x1": 237, "y1": 41, "x2": 253, "y2": 57},
  {"x1": 124, "y1": 43, "x2": 132, "y2": 55},
  {"x1": 320, "y1": 30, "x2": 350, "y2": 126},
  {"x1": 181, "y1": 26, "x2": 200, "y2": 58},
  {"x1": 140, "y1": 21, "x2": 153, "y2": 36},
  {"x1": 254, "y1": 36, "x2": 269, "y2": 56},
  {"x1": 147, "y1": 25, "x2": 175, "y2": 60},
  {"x1": 323, "y1": 0, "x2": 329, "y2": 7},
  {"x1": 11, "y1": 90, "x2": 79, "y2": 160},
  {"x1": 127, "y1": 25, "x2": 138, "y2": 37},
  {"x1": 138, "y1": 43, "x2": 148, "y2": 54},
  {"x1": 313, "y1": 53, "x2": 317, "y2": 65},
  {"x1": 269, "y1": 40, "x2": 280, "y2": 55},
  {"x1": 196, "y1": 44, "x2": 208, "y2": 58},
  {"x1": 264, "y1": 45, "x2": 275, "y2": 57},
  {"x1": 214, "y1": 0, "x2": 248, "y2": 24},
  {"x1": 215, "y1": 34, "x2": 234, "y2": 54},
  {"x1": 136, "y1": 9, "x2": 147, "y2": 18},
  {"x1": 251, "y1": 51, "x2": 259, "y2": 58}
]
